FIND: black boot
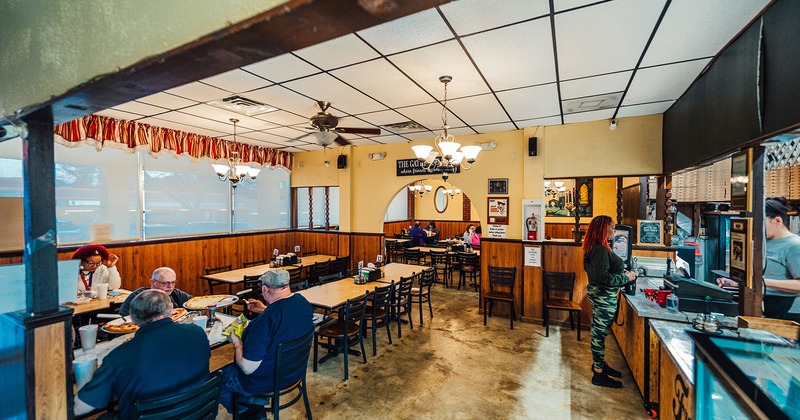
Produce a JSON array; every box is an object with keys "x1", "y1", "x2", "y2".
[
  {"x1": 592, "y1": 370, "x2": 622, "y2": 388},
  {"x1": 603, "y1": 363, "x2": 622, "y2": 378}
]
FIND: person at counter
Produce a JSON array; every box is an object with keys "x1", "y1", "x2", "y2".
[
  {"x1": 409, "y1": 221, "x2": 427, "y2": 246},
  {"x1": 118, "y1": 267, "x2": 192, "y2": 317},
  {"x1": 719, "y1": 196, "x2": 800, "y2": 321},
  {"x1": 73, "y1": 244, "x2": 121, "y2": 294},
  {"x1": 74, "y1": 289, "x2": 210, "y2": 418},
  {"x1": 219, "y1": 269, "x2": 314, "y2": 414},
  {"x1": 583, "y1": 215, "x2": 636, "y2": 388}
]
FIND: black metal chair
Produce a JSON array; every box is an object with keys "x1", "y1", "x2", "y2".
[
  {"x1": 456, "y1": 252, "x2": 480, "y2": 291},
  {"x1": 130, "y1": 369, "x2": 223, "y2": 419},
  {"x1": 410, "y1": 268, "x2": 435, "y2": 325},
  {"x1": 483, "y1": 266, "x2": 517, "y2": 330},
  {"x1": 204, "y1": 264, "x2": 233, "y2": 294},
  {"x1": 309, "y1": 260, "x2": 333, "y2": 286},
  {"x1": 364, "y1": 281, "x2": 394, "y2": 356},
  {"x1": 404, "y1": 248, "x2": 423, "y2": 265},
  {"x1": 232, "y1": 328, "x2": 315, "y2": 420},
  {"x1": 333, "y1": 256, "x2": 351, "y2": 278},
  {"x1": 242, "y1": 259, "x2": 267, "y2": 268},
  {"x1": 390, "y1": 275, "x2": 415, "y2": 338},
  {"x1": 286, "y1": 266, "x2": 308, "y2": 292},
  {"x1": 385, "y1": 240, "x2": 404, "y2": 263},
  {"x1": 428, "y1": 251, "x2": 451, "y2": 287},
  {"x1": 314, "y1": 291, "x2": 370, "y2": 380},
  {"x1": 232, "y1": 274, "x2": 262, "y2": 317},
  {"x1": 543, "y1": 271, "x2": 582, "y2": 341}
]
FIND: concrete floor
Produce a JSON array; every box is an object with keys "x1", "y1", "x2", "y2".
[{"x1": 212, "y1": 284, "x2": 649, "y2": 419}]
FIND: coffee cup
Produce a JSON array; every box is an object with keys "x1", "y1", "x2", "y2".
[
  {"x1": 193, "y1": 315, "x2": 208, "y2": 330},
  {"x1": 78, "y1": 324, "x2": 98, "y2": 352},
  {"x1": 93, "y1": 283, "x2": 109, "y2": 300},
  {"x1": 73, "y1": 355, "x2": 97, "y2": 390}
]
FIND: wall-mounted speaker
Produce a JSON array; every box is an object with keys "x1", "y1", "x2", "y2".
[
  {"x1": 528, "y1": 137, "x2": 538, "y2": 156},
  {"x1": 337, "y1": 154, "x2": 347, "y2": 169}
]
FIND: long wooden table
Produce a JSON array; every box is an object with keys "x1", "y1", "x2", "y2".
[
  {"x1": 295, "y1": 254, "x2": 337, "y2": 266},
  {"x1": 66, "y1": 289, "x2": 132, "y2": 316},
  {"x1": 199, "y1": 254, "x2": 338, "y2": 292},
  {"x1": 408, "y1": 246, "x2": 480, "y2": 256}
]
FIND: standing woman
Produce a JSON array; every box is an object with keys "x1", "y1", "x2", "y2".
[
  {"x1": 73, "y1": 244, "x2": 122, "y2": 294},
  {"x1": 582, "y1": 215, "x2": 635, "y2": 388}
]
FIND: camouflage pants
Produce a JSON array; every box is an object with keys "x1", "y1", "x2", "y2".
[{"x1": 587, "y1": 284, "x2": 619, "y2": 370}]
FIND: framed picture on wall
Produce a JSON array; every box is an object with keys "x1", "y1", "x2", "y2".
[
  {"x1": 488, "y1": 178, "x2": 508, "y2": 195},
  {"x1": 729, "y1": 217, "x2": 752, "y2": 288},
  {"x1": 487, "y1": 197, "x2": 509, "y2": 225},
  {"x1": 730, "y1": 149, "x2": 751, "y2": 212},
  {"x1": 636, "y1": 220, "x2": 663, "y2": 246}
]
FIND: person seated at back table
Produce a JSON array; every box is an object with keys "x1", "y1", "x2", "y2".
[
  {"x1": 471, "y1": 226, "x2": 482, "y2": 249},
  {"x1": 425, "y1": 221, "x2": 440, "y2": 244},
  {"x1": 73, "y1": 244, "x2": 122, "y2": 294},
  {"x1": 409, "y1": 221, "x2": 427, "y2": 247},
  {"x1": 219, "y1": 269, "x2": 314, "y2": 414},
  {"x1": 118, "y1": 267, "x2": 192, "y2": 317},
  {"x1": 74, "y1": 289, "x2": 210, "y2": 419}
]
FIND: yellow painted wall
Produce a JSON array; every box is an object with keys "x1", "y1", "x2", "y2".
[{"x1": 414, "y1": 179, "x2": 464, "y2": 221}]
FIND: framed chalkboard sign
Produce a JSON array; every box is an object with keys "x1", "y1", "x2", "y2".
[{"x1": 637, "y1": 220, "x2": 663, "y2": 246}]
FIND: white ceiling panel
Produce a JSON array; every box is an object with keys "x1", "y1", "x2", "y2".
[
  {"x1": 331, "y1": 59, "x2": 432, "y2": 108},
  {"x1": 281, "y1": 145, "x2": 313, "y2": 153},
  {"x1": 642, "y1": 0, "x2": 770, "y2": 67},
  {"x1": 496, "y1": 83, "x2": 560, "y2": 121},
  {"x1": 356, "y1": 109, "x2": 413, "y2": 126},
  {"x1": 616, "y1": 101, "x2": 674, "y2": 118},
  {"x1": 446, "y1": 94, "x2": 510, "y2": 127},
  {"x1": 200, "y1": 69, "x2": 271, "y2": 94},
  {"x1": 178, "y1": 104, "x2": 278, "y2": 131},
  {"x1": 623, "y1": 59, "x2": 710, "y2": 105},
  {"x1": 555, "y1": 0, "x2": 666, "y2": 80},
  {"x1": 447, "y1": 126, "x2": 478, "y2": 136},
  {"x1": 235, "y1": 130, "x2": 296, "y2": 146},
  {"x1": 295, "y1": 34, "x2": 380, "y2": 70},
  {"x1": 389, "y1": 41, "x2": 490, "y2": 99},
  {"x1": 165, "y1": 81, "x2": 232, "y2": 102},
  {"x1": 140, "y1": 117, "x2": 227, "y2": 138},
  {"x1": 396, "y1": 102, "x2": 465, "y2": 132},
  {"x1": 403, "y1": 131, "x2": 437, "y2": 141},
  {"x1": 562, "y1": 108, "x2": 615, "y2": 124},
  {"x1": 357, "y1": 8, "x2": 452, "y2": 55},
  {"x1": 473, "y1": 122, "x2": 518, "y2": 133},
  {"x1": 136, "y1": 92, "x2": 197, "y2": 109},
  {"x1": 245, "y1": 85, "x2": 318, "y2": 116},
  {"x1": 461, "y1": 18, "x2": 556, "y2": 91},
  {"x1": 112, "y1": 101, "x2": 168, "y2": 117},
  {"x1": 372, "y1": 135, "x2": 410, "y2": 144},
  {"x1": 262, "y1": 126, "x2": 310, "y2": 140},
  {"x1": 554, "y1": 0, "x2": 605, "y2": 13},
  {"x1": 94, "y1": 109, "x2": 145, "y2": 121},
  {"x1": 284, "y1": 73, "x2": 385, "y2": 115},
  {"x1": 516, "y1": 115, "x2": 563, "y2": 127},
  {"x1": 560, "y1": 71, "x2": 632, "y2": 100},
  {"x1": 154, "y1": 111, "x2": 237, "y2": 133},
  {"x1": 242, "y1": 54, "x2": 320, "y2": 84},
  {"x1": 440, "y1": 0, "x2": 550, "y2": 36},
  {"x1": 254, "y1": 110, "x2": 308, "y2": 126},
  {"x1": 345, "y1": 138, "x2": 381, "y2": 146}
]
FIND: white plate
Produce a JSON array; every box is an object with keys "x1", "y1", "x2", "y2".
[{"x1": 70, "y1": 297, "x2": 92, "y2": 305}]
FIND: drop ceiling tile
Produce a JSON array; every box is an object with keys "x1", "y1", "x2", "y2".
[
  {"x1": 112, "y1": 101, "x2": 169, "y2": 117},
  {"x1": 152, "y1": 111, "x2": 235, "y2": 134},
  {"x1": 178, "y1": 104, "x2": 278, "y2": 131},
  {"x1": 402, "y1": 131, "x2": 437, "y2": 141},
  {"x1": 295, "y1": 34, "x2": 380, "y2": 70},
  {"x1": 642, "y1": 0, "x2": 770, "y2": 67},
  {"x1": 243, "y1": 54, "x2": 320, "y2": 83},
  {"x1": 473, "y1": 122, "x2": 518, "y2": 133},
  {"x1": 560, "y1": 71, "x2": 632, "y2": 99},
  {"x1": 139, "y1": 117, "x2": 227, "y2": 138},
  {"x1": 389, "y1": 41, "x2": 490, "y2": 98},
  {"x1": 623, "y1": 59, "x2": 710, "y2": 105},
  {"x1": 447, "y1": 127, "x2": 477, "y2": 136},
  {"x1": 517, "y1": 115, "x2": 563, "y2": 127},
  {"x1": 263, "y1": 126, "x2": 310, "y2": 140},
  {"x1": 232, "y1": 130, "x2": 290, "y2": 147},
  {"x1": 371, "y1": 135, "x2": 409, "y2": 144},
  {"x1": 254, "y1": 110, "x2": 308, "y2": 126},
  {"x1": 462, "y1": 18, "x2": 556, "y2": 90},
  {"x1": 200, "y1": 69, "x2": 272, "y2": 94},
  {"x1": 447, "y1": 94, "x2": 510, "y2": 126},
  {"x1": 284, "y1": 73, "x2": 385, "y2": 115},
  {"x1": 396, "y1": 102, "x2": 466, "y2": 132},
  {"x1": 165, "y1": 81, "x2": 232, "y2": 102},
  {"x1": 245, "y1": 85, "x2": 317, "y2": 116},
  {"x1": 331, "y1": 59, "x2": 432, "y2": 108},
  {"x1": 355, "y1": 109, "x2": 411, "y2": 126},
  {"x1": 496, "y1": 83, "x2": 560, "y2": 121},
  {"x1": 554, "y1": 0, "x2": 605, "y2": 13},
  {"x1": 136, "y1": 92, "x2": 197, "y2": 109},
  {"x1": 562, "y1": 108, "x2": 615, "y2": 124},
  {"x1": 616, "y1": 100, "x2": 674, "y2": 118},
  {"x1": 94, "y1": 109, "x2": 145, "y2": 121},
  {"x1": 555, "y1": 0, "x2": 667, "y2": 80},
  {"x1": 357, "y1": 8, "x2": 453, "y2": 55},
  {"x1": 440, "y1": 0, "x2": 550, "y2": 36}
]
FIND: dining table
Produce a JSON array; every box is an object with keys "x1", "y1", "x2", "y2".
[
  {"x1": 66, "y1": 289, "x2": 132, "y2": 316},
  {"x1": 200, "y1": 255, "x2": 338, "y2": 294},
  {"x1": 294, "y1": 254, "x2": 337, "y2": 266},
  {"x1": 408, "y1": 246, "x2": 481, "y2": 257}
]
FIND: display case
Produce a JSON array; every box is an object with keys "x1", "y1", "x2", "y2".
[{"x1": 691, "y1": 332, "x2": 800, "y2": 419}]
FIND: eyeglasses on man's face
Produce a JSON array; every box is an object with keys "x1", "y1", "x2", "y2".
[{"x1": 153, "y1": 279, "x2": 177, "y2": 287}]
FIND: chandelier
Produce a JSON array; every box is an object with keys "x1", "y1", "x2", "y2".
[
  {"x1": 408, "y1": 181, "x2": 433, "y2": 197},
  {"x1": 544, "y1": 180, "x2": 566, "y2": 198},
  {"x1": 444, "y1": 187, "x2": 461, "y2": 198},
  {"x1": 412, "y1": 76, "x2": 482, "y2": 177},
  {"x1": 211, "y1": 118, "x2": 261, "y2": 188}
]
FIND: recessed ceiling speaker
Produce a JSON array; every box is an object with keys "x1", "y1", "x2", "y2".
[
  {"x1": 528, "y1": 137, "x2": 538, "y2": 156},
  {"x1": 337, "y1": 154, "x2": 347, "y2": 169}
]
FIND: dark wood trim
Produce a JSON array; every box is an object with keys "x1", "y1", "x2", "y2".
[{"x1": 745, "y1": 146, "x2": 765, "y2": 316}]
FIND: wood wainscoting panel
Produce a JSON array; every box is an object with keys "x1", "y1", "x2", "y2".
[
  {"x1": 350, "y1": 233, "x2": 383, "y2": 268},
  {"x1": 34, "y1": 322, "x2": 67, "y2": 419},
  {"x1": 479, "y1": 240, "x2": 524, "y2": 317},
  {"x1": 522, "y1": 260, "x2": 543, "y2": 323},
  {"x1": 294, "y1": 230, "x2": 341, "y2": 257},
  {"x1": 611, "y1": 295, "x2": 647, "y2": 395},
  {"x1": 543, "y1": 243, "x2": 592, "y2": 326},
  {"x1": 383, "y1": 220, "x2": 410, "y2": 238},
  {"x1": 545, "y1": 223, "x2": 588, "y2": 240}
]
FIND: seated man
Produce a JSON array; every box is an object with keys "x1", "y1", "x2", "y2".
[
  {"x1": 220, "y1": 269, "x2": 314, "y2": 413},
  {"x1": 74, "y1": 289, "x2": 210, "y2": 418},
  {"x1": 119, "y1": 267, "x2": 192, "y2": 317},
  {"x1": 409, "y1": 221, "x2": 427, "y2": 247}
]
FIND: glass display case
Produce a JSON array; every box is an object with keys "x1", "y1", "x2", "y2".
[{"x1": 691, "y1": 332, "x2": 800, "y2": 419}]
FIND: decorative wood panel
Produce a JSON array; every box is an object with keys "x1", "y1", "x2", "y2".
[
  {"x1": 34, "y1": 322, "x2": 67, "y2": 419},
  {"x1": 659, "y1": 343, "x2": 695, "y2": 420},
  {"x1": 350, "y1": 233, "x2": 383, "y2": 268},
  {"x1": 542, "y1": 243, "x2": 592, "y2": 326},
  {"x1": 383, "y1": 220, "x2": 411, "y2": 238},
  {"x1": 545, "y1": 223, "x2": 588, "y2": 240},
  {"x1": 384, "y1": 220, "x2": 479, "y2": 240},
  {"x1": 611, "y1": 295, "x2": 646, "y2": 395},
  {"x1": 522, "y1": 260, "x2": 543, "y2": 323},
  {"x1": 479, "y1": 240, "x2": 524, "y2": 318}
]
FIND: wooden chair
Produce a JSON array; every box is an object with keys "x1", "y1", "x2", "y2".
[
  {"x1": 483, "y1": 266, "x2": 517, "y2": 330},
  {"x1": 130, "y1": 369, "x2": 223, "y2": 419},
  {"x1": 204, "y1": 264, "x2": 232, "y2": 294},
  {"x1": 543, "y1": 271, "x2": 582, "y2": 341},
  {"x1": 428, "y1": 251, "x2": 451, "y2": 287},
  {"x1": 314, "y1": 291, "x2": 370, "y2": 380},
  {"x1": 390, "y1": 275, "x2": 415, "y2": 338},
  {"x1": 233, "y1": 328, "x2": 315, "y2": 420},
  {"x1": 410, "y1": 268, "x2": 435, "y2": 325},
  {"x1": 242, "y1": 259, "x2": 267, "y2": 268},
  {"x1": 364, "y1": 281, "x2": 394, "y2": 356},
  {"x1": 456, "y1": 252, "x2": 480, "y2": 291},
  {"x1": 403, "y1": 248, "x2": 423, "y2": 265}
]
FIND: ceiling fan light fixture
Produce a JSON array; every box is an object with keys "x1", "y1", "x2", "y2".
[{"x1": 312, "y1": 131, "x2": 338, "y2": 146}]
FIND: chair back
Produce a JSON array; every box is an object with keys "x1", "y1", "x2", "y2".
[
  {"x1": 487, "y1": 266, "x2": 516, "y2": 291},
  {"x1": 543, "y1": 271, "x2": 576, "y2": 301},
  {"x1": 273, "y1": 328, "x2": 315, "y2": 397},
  {"x1": 418, "y1": 268, "x2": 436, "y2": 289},
  {"x1": 319, "y1": 272, "x2": 342, "y2": 284},
  {"x1": 344, "y1": 291, "x2": 370, "y2": 329},
  {"x1": 370, "y1": 281, "x2": 393, "y2": 314},
  {"x1": 395, "y1": 275, "x2": 414, "y2": 302},
  {"x1": 429, "y1": 250, "x2": 449, "y2": 266},
  {"x1": 131, "y1": 370, "x2": 223, "y2": 420},
  {"x1": 310, "y1": 260, "x2": 333, "y2": 284},
  {"x1": 242, "y1": 274, "x2": 262, "y2": 291},
  {"x1": 286, "y1": 267, "x2": 308, "y2": 291},
  {"x1": 458, "y1": 252, "x2": 479, "y2": 267},
  {"x1": 334, "y1": 256, "x2": 350, "y2": 278},
  {"x1": 243, "y1": 259, "x2": 267, "y2": 268},
  {"x1": 404, "y1": 248, "x2": 422, "y2": 265},
  {"x1": 205, "y1": 265, "x2": 232, "y2": 275}
]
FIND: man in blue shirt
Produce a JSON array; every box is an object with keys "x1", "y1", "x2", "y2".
[
  {"x1": 118, "y1": 267, "x2": 192, "y2": 317},
  {"x1": 220, "y1": 269, "x2": 314, "y2": 413},
  {"x1": 409, "y1": 221, "x2": 427, "y2": 247},
  {"x1": 74, "y1": 289, "x2": 210, "y2": 418}
]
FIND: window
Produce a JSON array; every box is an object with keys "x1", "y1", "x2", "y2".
[
  {"x1": 295, "y1": 186, "x2": 339, "y2": 230},
  {"x1": 385, "y1": 189, "x2": 408, "y2": 222},
  {"x1": 233, "y1": 167, "x2": 290, "y2": 231}
]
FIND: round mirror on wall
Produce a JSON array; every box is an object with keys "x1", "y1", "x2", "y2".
[{"x1": 434, "y1": 186, "x2": 448, "y2": 213}]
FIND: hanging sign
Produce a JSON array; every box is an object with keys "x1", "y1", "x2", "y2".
[{"x1": 396, "y1": 159, "x2": 460, "y2": 176}]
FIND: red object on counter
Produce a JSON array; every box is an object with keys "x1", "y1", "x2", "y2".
[{"x1": 655, "y1": 290, "x2": 672, "y2": 307}]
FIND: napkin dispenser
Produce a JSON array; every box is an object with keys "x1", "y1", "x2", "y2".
[
  {"x1": 451, "y1": 244, "x2": 466, "y2": 252},
  {"x1": 285, "y1": 253, "x2": 298, "y2": 265}
]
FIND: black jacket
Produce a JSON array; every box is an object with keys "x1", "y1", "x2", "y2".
[{"x1": 583, "y1": 244, "x2": 628, "y2": 287}]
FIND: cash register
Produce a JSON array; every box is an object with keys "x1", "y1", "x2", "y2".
[{"x1": 663, "y1": 273, "x2": 738, "y2": 316}]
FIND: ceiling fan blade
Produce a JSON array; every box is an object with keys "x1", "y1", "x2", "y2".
[
  {"x1": 288, "y1": 132, "x2": 312, "y2": 142},
  {"x1": 335, "y1": 127, "x2": 380, "y2": 135},
  {"x1": 333, "y1": 135, "x2": 351, "y2": 146}
]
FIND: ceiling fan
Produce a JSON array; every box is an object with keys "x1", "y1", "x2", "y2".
[{"x1": 291, "y1": 101, "x2": 381, "y2": 147}]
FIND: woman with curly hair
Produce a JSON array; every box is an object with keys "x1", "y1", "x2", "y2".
[
  {"x1": 582, "y1": 215, "x2": 635, "y2": 388},
  {"x1": 72, "y1": 244, "x2": 122, "y2": 293}
]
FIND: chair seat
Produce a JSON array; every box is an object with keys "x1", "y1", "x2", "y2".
[
  {"x1": 544, "y1": 298, "x2": 582, "y2": 311},
  {"x1": 484, "y1": 291, "x2": 514, "y2": 301},
  {"x1": 365, "y1": 306, "x2": 386, "y2": 318},
  {"x1": 245, "y1": 378, "x2": 302, "y2": 405},
  {"x1": 410, "y1": 287, "x2": 421, "y2": 294},
  {"x1": 461, "y1": 265, "x2": 477, "y2": 272},
  {"x1": 317, "y1": 319, "x2": 361, "y2": 337}
]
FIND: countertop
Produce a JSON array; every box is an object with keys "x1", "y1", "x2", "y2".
[{"x1": 650, "y1": 320, "x2": 739, "y2": 385}]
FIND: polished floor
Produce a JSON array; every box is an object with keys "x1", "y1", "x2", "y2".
[{"x1": 212, "y1": 283, "x2": 649, "y2": 419}]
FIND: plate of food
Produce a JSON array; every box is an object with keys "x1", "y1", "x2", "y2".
[
  {"x1": 102, "y1": 308, "x2": 192, "y2": 334},
  {"x1": 183, "y1": 295, "x2": 239, "y2": 310}
]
